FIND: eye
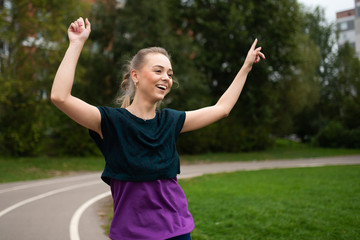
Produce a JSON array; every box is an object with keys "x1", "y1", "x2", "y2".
[{"x1": 168, "y1": 73, "x2": 173, "y2": 78}]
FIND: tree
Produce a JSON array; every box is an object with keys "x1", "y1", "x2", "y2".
[
  {"x1": 177, "y1": 0, "x2": 320, "y2": 151},
  {"x1": 294, "y1": 6, "x2": 337, "y2": 141},
  {"x1": 0, "y1": 0, "x2": 87, "y2": 156},
  {"x1": 327, "y1": 43, "x2": 360, "y2": 130},
  {"x1": 88, "y1": 0, "x2": 324, "y2": 153},
  {"x1": 0, "y1": 0, "x2": 335, "y2": 156}
]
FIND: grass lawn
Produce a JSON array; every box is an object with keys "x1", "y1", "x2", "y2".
[
  {"x1": 180, "y1": 139, "x2": 360, "y2": 164},
  {"x1": 179, "y1": 165, "x2": 360, "y2": 240},
  {"x1": 0, "y1": 156, "x2": 104, "y2": 183}
]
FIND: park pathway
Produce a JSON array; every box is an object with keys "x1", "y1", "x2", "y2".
[{"x1": 1, "y1": 155, "x2": 360, "y2": 240}]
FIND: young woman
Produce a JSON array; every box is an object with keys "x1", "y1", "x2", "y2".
[{"x1": 51, "y1": 17, "x2": 265, "y2": 240}]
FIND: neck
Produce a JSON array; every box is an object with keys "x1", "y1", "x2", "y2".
[{"x1": 126, "y1": 97, "x2": 157, "y2": 120}]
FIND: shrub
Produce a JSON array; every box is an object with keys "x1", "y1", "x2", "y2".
[{"x1": 314, "y1": 121, "x2": 360, "y2": 148}]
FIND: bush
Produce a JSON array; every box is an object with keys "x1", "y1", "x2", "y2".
[
  {"x1": 40, "y1": 109, "x2": 101, "y2": 157},
  {"x1": 314, "y1": 121, "x2": 360, "y2": 148},
  {"x1": 177, "y1": 117, "x2": 273, "y2": 154},
  {"x1": 343, "y1": 128, "x2": 360, "y2": 148},
  {"x1": 0, "y1": 93, "x2": 44, "y2": 157}
]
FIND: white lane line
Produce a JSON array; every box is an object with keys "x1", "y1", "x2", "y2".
[
  {"x1": 0, "y1": 173, "x2": 100, "y2": 194},
  {"x1": 70, "y1": 191, "x2": 111, "y2": 240},
  {"x1": 0, "y1": 180, "x2": 101, "y2": 217}
]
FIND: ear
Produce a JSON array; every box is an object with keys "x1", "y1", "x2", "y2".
[{"x1": 130, "y1": 69, "x2": 139, "y2": 86}]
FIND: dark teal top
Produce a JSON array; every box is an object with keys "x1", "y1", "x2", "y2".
[{"x1": 89, "y1": 107, "x2": 186, "y2": 185}]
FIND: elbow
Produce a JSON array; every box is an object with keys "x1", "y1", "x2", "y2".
[
  {"x1": 222, "y1": 109, "x2": 230, "y2": 118},
  {"x1": 50, "y1": 92, "x2": 66, "y2": 105},
  {"x1": 218, "y1": 105, "x2": 230, "y2": 119},
  {"x1": 214, "y1": 104, "x2": 231, "y2": 119}
]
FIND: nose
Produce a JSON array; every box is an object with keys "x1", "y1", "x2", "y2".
[{"x1": 162, "y1": 73, "x2": 170, "y2": 81}]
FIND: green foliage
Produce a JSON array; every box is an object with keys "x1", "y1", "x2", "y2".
[
  {"x1": 314, "y1": 121, "x2": 346, "y2": 148},
  {"x1": 178, "y1": 0, "x2": 318, "y2": 146},
  {"x1": 314, "y1": 121, "x2": 360, "y2": 149},
  {"x1": 88, "y1": 0, "x2": 212, "y2": 109},
  {"x1": 43, "y1": 111, "x2": 101, "y2": 156},
  {"x1": 0, "y1": 0, "x2": 96, "y2": 156},
  {"x1": 1, "y1": 0, "x2": 359, "y2": 156},
  {"x1": 295, "y1": 7, "x2": 360, "y2": 147},
  {"x1": 0, "y1": 85, "x2": 43, "y2": 156},
  {"x1": 312, "y1": 43, "x2": 360, "y2": 148},
  {"x1": 178, "y1": 117, "x2": 273, "y2": 154},
  {"x1": 293, "y1": 6, "x2": 335, "y2": 141}
]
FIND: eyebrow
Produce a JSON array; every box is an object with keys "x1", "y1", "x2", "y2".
[{"x1": 152, "y1": 65, "x2": 173, "y2": 72}]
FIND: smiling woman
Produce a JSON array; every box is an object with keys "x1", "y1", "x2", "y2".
[
  {"x1": 117, "y1": 47, "x2": 173, "y2": 111},
  {"x1": 50, "y1": 17, "x2": 264, "y2": 240}
]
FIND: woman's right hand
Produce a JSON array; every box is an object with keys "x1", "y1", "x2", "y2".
[{"x1": 68, "y1": 17, "x2": 91, "y2": 45}]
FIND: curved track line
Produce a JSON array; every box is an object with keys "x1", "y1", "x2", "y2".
[
  {"x1": 0, "y1": 174, "x2": 99, "y2": 194},
  {"x1": 0, "y1": 180, "x2": 101, "y2": 217},
  {"x1": 70, "y1": 191, "x2": 111, "y2": 240}
]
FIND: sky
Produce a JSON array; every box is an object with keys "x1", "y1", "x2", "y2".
[{"x1": 298, "y1": 0, "x2": 356, "y2": 22}]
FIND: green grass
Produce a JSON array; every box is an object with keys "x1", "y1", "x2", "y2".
[
  {"x1": 179, "y1": 165, "x2": 360, "y2": 240},
  {"x1": 1, "y1": 139, "x2": 360, "y2": 183},
  {"x1": 180, "y1": 139, "x2": 360, "y2": 164},
  {"x1": 0, "y1": 156, "x2": 104, "y2": 183}
]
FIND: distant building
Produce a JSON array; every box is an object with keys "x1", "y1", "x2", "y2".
[{"x1": 336, "y1": 0, "x2": 360, "y2": 58}]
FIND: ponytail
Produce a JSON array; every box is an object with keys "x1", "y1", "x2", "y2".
[{"x1": 116, "y1": 70, "x2": 135, "y2": 108}]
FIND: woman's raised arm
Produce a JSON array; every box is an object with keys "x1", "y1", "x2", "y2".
[
  {"x1": 51, "y1": 17, "x2": 102, "y2": 137},
  {"x1": 181, "y1": 39, "x2": 265, "y2": 133}
]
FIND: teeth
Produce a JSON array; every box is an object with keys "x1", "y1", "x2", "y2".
[{"x1": 156, "y1": 85, "x2": 167, "y2": 90}]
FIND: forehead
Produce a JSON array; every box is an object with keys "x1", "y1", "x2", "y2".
[{"x1": 144, "y1": 53, "x2": 172, "y2": 69}]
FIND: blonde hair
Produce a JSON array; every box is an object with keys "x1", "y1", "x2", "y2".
[{"x1": 116, "y1": 47, "x2": 171, "y2": 108}]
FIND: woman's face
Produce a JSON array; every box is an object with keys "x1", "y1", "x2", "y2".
[{"x1": 133, "y1": 53, "x2": 173, "y2": 103}]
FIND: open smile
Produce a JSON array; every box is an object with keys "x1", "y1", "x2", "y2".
[{"x1": 156, "y1": 84, "x2": 167, "y2": 91}]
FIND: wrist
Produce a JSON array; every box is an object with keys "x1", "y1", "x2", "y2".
[
  {"x1": 68, "y1": 40, "x2": 85, "y2": 49},
  {"x1": 241, "y1": 63, "x2": 252, "y2": 73}
]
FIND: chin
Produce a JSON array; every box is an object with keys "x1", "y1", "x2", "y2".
[
  {"x1": 156, "y1": 93, "x2": 167, "y2": 100},
  {"x1": 152, "y1": 96, "x2": 165, "y2": 104}
]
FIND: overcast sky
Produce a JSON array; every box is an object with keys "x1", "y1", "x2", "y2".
[{"x1": 298, "y1": 0, "x2": 355, "y2": 22}]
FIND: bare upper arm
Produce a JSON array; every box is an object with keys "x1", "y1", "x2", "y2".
[
  {"x1": 181, "y1": 105, "x2": 228, "y2": 133},
  {"x1": 51, "y1": 95, "x2": 102, "y2": 138}
]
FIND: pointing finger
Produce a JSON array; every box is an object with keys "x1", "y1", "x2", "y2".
[{"x1": 251, "y1": 38, "x2": 258, "y2": 50}]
